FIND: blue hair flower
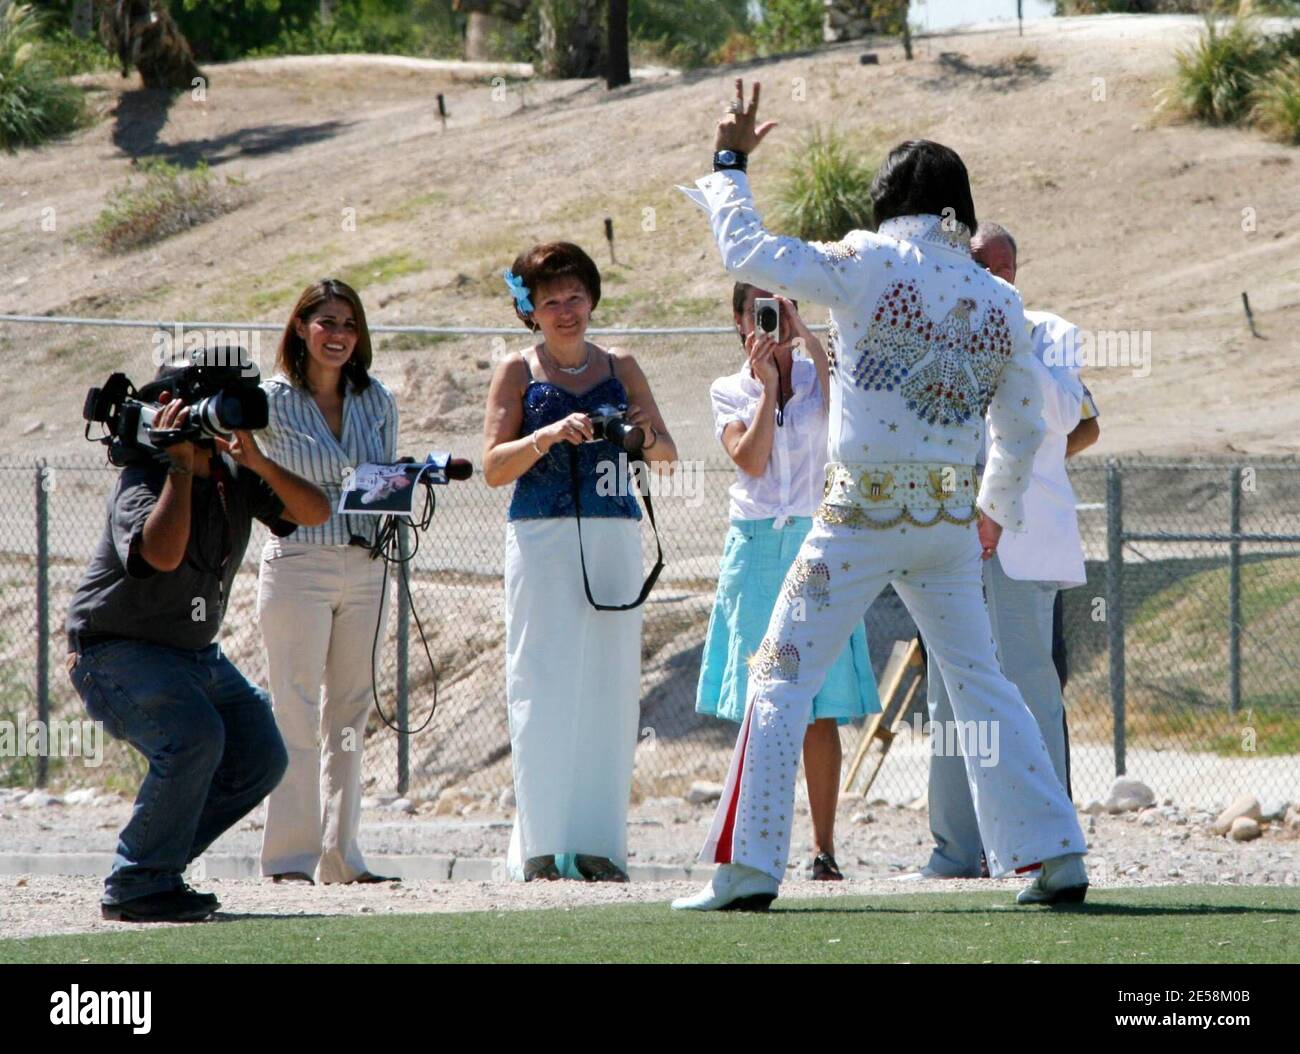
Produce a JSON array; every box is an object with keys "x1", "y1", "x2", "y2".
[{"x1": 503, "y1": 269, "x2": 534, "y2": 314}]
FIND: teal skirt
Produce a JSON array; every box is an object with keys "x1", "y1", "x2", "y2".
[{"x1": 696, "y1": 517, "x2": 881, "y2": 725}]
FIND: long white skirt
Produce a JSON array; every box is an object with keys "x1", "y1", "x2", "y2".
[{"x1": 504, "y1": 517, "x2": 644, "y2": 880}]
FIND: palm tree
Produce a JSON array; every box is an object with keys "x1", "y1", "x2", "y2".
[
  {"x1": 537, "y1": 0, "x2": 604, "y2": 78},
  {"x1": 98, "y1": 0, "x2": 201, "y2": 90}
]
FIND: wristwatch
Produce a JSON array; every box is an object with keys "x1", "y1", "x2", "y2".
[{"x1": 713, "y1": 149, "x2": 747, "y2": 173}]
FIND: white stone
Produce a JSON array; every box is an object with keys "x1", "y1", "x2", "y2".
[
  {"x1": 1139, "y1": 809, "x2": 1159, "y2": 826},
  {"x1": 20, "y1": 791, "x2": 62, "y2": 808},
  {"x1": 64, "y1": 788, "x2": 97, "y2": 805},
  {"x1": 387, "y1": 797, "x2": 416, "y2": 814},
  {"x1": 498, "y1": 785, "x2": 516, "y2": 810},
  {"x1": 685, "y1": 781, "x2": 724, "y2": 805},
  {"x1": 1229, "y1": 816, "x2": 1261, "y2": 842},
  {"x1": 851, "y1": 811, "x2": 874, "y2": 825},
  {"x1": 1104, "y1": 777, "x2": 1155, "y2": 814},
  {"x1": 92, "y1": 793, "x2": 121, "y2": 807},
  {"x1": 1083, "y1": 799, "x2": 1106, "y2": 816},
  {"x1": 1260, "y1": 800, "x2": 1289, "y2": 821},
  {"x1": 1213, "y1": 794, "x2": 1262, "y2": 836}
]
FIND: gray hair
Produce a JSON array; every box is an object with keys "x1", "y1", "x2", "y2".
[{"x1": 972, "y1": 221, "x2": 1017, "y2": 261}]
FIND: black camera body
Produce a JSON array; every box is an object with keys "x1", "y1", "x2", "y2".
[
  {"x1": 587, "y1": 404, "x2": 644, "y2": 455},
  {"x1": 84, "y1": 356, "x2": 268, "y2": 466}
]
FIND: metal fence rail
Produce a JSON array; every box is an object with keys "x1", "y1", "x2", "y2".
[{"x1": 2, "y1": 316, "x2": 1297, "y2": 809}]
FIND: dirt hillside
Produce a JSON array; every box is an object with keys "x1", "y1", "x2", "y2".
[{"x1": 1, "y1": 14, "x2": 1298, "y2": 463}]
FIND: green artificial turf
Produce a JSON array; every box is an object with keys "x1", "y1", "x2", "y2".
[{"x1": 3, "y1": 886, "x2": 1298, "y2": 964}]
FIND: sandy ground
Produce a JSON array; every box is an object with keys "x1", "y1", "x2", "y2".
[
  {"x1": 1, "y1": 14, "x2": 1298, "y2": 464},
  {"x1": 1, "y1": 789, "x2": 1295, "y2": 940}
]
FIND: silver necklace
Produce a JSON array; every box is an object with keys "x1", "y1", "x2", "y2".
[{"x1": 541, "y1": 341, "x2": 591, "y2": 375}]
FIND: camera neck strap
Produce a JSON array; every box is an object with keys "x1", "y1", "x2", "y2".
[{"x1": 567, "y1": 445, "x2": 664, "y2": 612}]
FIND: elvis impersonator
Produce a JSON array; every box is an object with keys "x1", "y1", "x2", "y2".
[{"x1": 672, "y1": 80, "x2": 1089, "y2": 911}]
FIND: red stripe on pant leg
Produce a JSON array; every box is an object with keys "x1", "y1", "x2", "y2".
[{"x1": 714, "y1": 710, "x2": 751, "y2": 864}]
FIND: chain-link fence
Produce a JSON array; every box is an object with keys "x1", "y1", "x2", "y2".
[{"x1": 1, "y1": 316, "x2": 1297, "y2": 810}]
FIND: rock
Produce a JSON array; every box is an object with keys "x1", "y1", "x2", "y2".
[
  {"x1": 64, "y1": 788, "x2": 96, "y2": 806},
  {"x1": 498, "y1": 786, "x2": 516, "y2": 810},
  {"x1": 1104, "y1": 777, "x2": 1155, "y2": 814},
  {"x1": 1167, "y1": 867, "x2": 1182, "y2": 878},
  {"x1": 686, "y1": 781, "x2": 724, "y2": 805},
  {"x1": 22, "y1": 420, "x2": 43, "y2": 435},
  {"x1": 907, "y1": 796, "x2": 927, "y2": 811},
  {"x1": 1083, "y1": 799, "x2": 1106, "y2": 816},
  {"x1": 1139, "y1": 809, "x2": 1160, "y2": 826},
  {"x1": 20, "y1": 791, "x2": 62, "y2": 808},
  {"x1": 1260, "y1": 800, "x2": 1288, "y2": 822},
  {"x1": 387, "y1": 797, "x2": 416, "y2": 814},
  {"x1": 851, "y1": 811, "x2": 874, "y2": 825},
  {"x1": 1285, "y1": 807, "x2": 1300, "y2": 831},
  {"x1": 434, "y1": 787, "x2": 476, "y2": 816},
  {"x1": 92, "y1": 793, "x2": 121, "y2": 807},
  {"x1": 1213, "y1": 795, "x2": 1262, "y2": 836},
  {"x1": 1229, "y1": 816, "x2": 1261, "y2": 842}
]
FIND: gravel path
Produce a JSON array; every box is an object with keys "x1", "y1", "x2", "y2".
[{"x1": 2, "y1": 789, "x2": 1296, "y2": 940}]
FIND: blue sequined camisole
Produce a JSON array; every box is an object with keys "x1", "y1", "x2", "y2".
[{"x1": 507, "y1": 352, "x2": 643, "y2": 522}]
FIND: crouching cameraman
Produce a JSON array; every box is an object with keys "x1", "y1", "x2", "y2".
[{"x1": 66, "y1": 363, "x2": 332, "y2": 923}]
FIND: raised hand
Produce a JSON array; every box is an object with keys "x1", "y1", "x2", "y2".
[{"x1": 715, "y1": 78, "x2": 779, "y2": 154}]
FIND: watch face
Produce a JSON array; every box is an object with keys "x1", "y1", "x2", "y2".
[{"x1": 717, "y1": 151, "x2": 737, "y2": 164}]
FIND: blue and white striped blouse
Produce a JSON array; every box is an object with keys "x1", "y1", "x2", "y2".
[{"x1": 259, "y1": 373, "x2": 399, "y2": 546}]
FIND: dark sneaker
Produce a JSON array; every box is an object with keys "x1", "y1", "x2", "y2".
[{"x1": 102, "y1": 887, "x2": 219, "y2": 923}]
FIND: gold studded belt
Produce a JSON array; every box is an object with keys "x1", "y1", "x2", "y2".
[{"x1": 817, "y1": 461, "x2": 979, "y2": 530}]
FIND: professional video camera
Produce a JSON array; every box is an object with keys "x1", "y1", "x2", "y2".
[{"x1": 83, "y1": 350, "x2": 268, "y2": 465}]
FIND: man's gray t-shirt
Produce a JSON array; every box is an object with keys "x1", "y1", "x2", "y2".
[{"x1": 66, "y1": 456, "x2": 295, "y2": 651}]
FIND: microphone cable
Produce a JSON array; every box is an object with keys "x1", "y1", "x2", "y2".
[{"x1": 367, "y1": 483, "x2": 439, "y2": 735}]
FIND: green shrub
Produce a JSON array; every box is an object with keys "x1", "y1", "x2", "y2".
[
  {"x1": 752, "y1": 0, "x2": 823, "y2": 57},
  {"x1": 1251, "y1": 55, "x2": 1300, "y2": 142},
  {"x1": 91, "y1": 158, "x2": 244, "y2": 254},
  {"x1": 0, "y1": 1, "x2": 87, "y2": 151},
  {"x1": 1170, "y1": 16, "x2": 1273, "y2": 124},
  {"x1": 771, "y1": 126, "x2": 876, "y2": 243},
  {"x1": 37, "y1": 25, "x2": 117, "y2": 77}
]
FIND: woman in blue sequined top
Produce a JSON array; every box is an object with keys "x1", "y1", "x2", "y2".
[{"x1": 484, "y1": 242, "x2": 677, "y2": 884}]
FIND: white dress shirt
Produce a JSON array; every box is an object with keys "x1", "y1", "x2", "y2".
[
  {"x1": 988, "y1": 310, "x2": 1097, "y2": 587},
  {"x1": 682, "y1": 170, "x2": 1043, "y2": 531},
  {"x1": 259, "y1": 374, "x2": 398, "y2": 546},
  {"x1": 711, "y1": 354, "x2": 827, "y2": 527}
]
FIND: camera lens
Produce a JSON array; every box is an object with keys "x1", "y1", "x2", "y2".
[
  {"x1": 757, "y1": 306, "x2": 778, "y2": 333},
  {"x1": 605, "y1": 419, "x2": 645, "y2": 455}
]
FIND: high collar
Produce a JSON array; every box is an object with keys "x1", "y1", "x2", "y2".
[{"x1": 876, "y1": 214, "x2": 972, "y2": 257}]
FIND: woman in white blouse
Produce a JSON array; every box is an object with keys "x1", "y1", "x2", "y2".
[
  {"x1": 256, "y1": 279, "x2": 399, "y2": 885},
  {"x1": 696, "y1": 283, "x2": 879, "y2": 882}
]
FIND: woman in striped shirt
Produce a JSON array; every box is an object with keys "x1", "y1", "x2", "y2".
[{"x1": 256, "y1": 279, "x2": 399, "y2": 886}]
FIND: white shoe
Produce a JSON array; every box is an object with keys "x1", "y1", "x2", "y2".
[
  {"x1": 671, "y1": 863, "x2": 780, "y2": 912},
  {"x1": 1016, "y1": 853, "x2": 1089, "y2": 906}
]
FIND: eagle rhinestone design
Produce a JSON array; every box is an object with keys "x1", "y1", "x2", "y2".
[{"x1": 850, "y1": 279, "x2": 1014, "y2": 427}]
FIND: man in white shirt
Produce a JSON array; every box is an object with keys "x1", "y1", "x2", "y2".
[
  {"x1": 672, "y1": 81, "x2": 1089, "y2": 911},
  {"x1": 920, "y1": 223, "x2": 1101, "y2": 879}
]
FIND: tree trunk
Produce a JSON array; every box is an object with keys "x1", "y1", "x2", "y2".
[
  {"x1": 537, "y1": 0, "x2": 605, "y2": 79},
  {"x1": 99, "y1": 0, "x2": 203, "y2": 90},
  {"x1": 466, "y1": 11, "x2": 507, "y2": 61},
  {"x1": 606, "y1": 0, "x2": 629, "y2": 89},
  {"x1": 72, "y1": 0, "x2": 95, "y2": 39}
]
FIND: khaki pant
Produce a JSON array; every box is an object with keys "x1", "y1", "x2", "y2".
[{"x1": 257, "y1": 539, "x2": 388, "y2": 883}]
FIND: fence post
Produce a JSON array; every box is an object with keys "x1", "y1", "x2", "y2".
[
  {"x1": 396, "y1": 521, "x2": 410, "y2": 797},
  {"x1": 1106, "y1": 459, "x2": 1125, "y2": 778},
  {"x1": 1228, "y1": 465, "x2": 1242, "y2": 715},
  {"x1": 35, "y1": 460, "x2": 50, "y2": 788}
]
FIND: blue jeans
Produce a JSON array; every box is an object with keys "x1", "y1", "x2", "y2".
[{"x1": 69, "y1": 639, "x2": 288, "y2": 904}]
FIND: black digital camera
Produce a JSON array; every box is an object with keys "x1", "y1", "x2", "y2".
[
  {"x1": 84, "y1": 352, "x2": 268, "y2": 465},
  {"x1": 587, "y1": 404, "x2": 644, "y2": 455}
]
